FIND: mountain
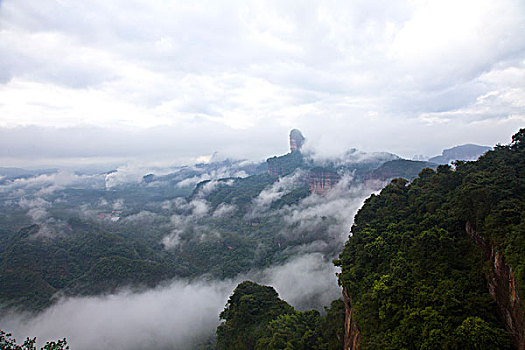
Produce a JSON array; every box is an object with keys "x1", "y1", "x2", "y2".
[
  {"x1": 429, "y1": 144, "x2": 491, "y2": 164},
  {"x1": 1, "y1": 128, "x2": 491, "y2": 349},
  {"x1": 213, "y1": 129, "x2": 525, "y2": 350},
  {"x1": 216, "y1": 280, "x2": 344, "y2": 350},
  {"x1": 365, "y1": 159, "x2": 437, "y2": 181},
  {"x1": 337, "y1": 129, "x2": 525, "y2": 349}
]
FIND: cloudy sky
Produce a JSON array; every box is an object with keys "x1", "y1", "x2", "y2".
[{"x1": 1, "y1": 0, "x2": 524, "y2": 168}]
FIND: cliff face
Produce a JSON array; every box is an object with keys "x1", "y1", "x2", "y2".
[
  {"x1": 466, "y1": 222, "x2": 525, "y2": 350},
  {"x1": 308, "y1": 168, "x2": 341, "y2": 195},
  {"x1": 343, "y1": 288, "x2": 361, "y2": 350}
]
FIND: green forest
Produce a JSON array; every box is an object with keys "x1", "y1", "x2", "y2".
[
  {"x1": 2, "y1": 129, "x2": 522, "y2": 349},
  {"x1": 216, "y1": 281, "x2": 344, "y2": 350},
  {"x1": 336, "y1": 129, "x2": 525, "y2": 349},
  {"x1": 215, "y1": 129, "x2": 525, "y2": 349}
]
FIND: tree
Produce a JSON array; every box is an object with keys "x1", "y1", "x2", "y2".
[
  {"x1": 510, "y1": 128, "x2": 525, "y2": 150},
  {"x1": 216, "y1": 281, "x2": 294, "y2": 350},
  {"x1": 0, "y1": 330, "x2": 68, "y2": 350}
]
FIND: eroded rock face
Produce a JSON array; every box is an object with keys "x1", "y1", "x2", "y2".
[
  {"x1": 466, "y1": 222, "x2": 525, "y2": 350},
  {"x1": 308, "y1": 168, "x2": 341, "y2": 195},
  {"x1": 290, "y1": 129, "x2": 305, "y2": 152},
  {"x1": 343, "y1": 288, "x2": 361, "y2": 350}
]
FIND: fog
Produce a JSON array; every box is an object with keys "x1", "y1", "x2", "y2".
[
  {"x1": 2, "y1": 0, "x2": 523, "y2": 347},
  {"x1": 1, "y1": 254, "x2": 339, "y2": 350}
]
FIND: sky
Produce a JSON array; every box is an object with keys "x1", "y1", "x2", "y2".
[{"x1": 1, "y1": 0, "x2": 524, "y2": 168}]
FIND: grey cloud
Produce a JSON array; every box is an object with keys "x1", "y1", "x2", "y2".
[
  {"x1": 255, "y1": 253, "x2": 341, "y2": 311},
  {"x1": 121, "y1": 211, "x2": 162, "y2": 225},
  {"x1": 178, "y1": 175, "x2": 237, "y2": 190},
  {"x1": 0, "y1": 124, "x2": 286, "y2": 168},
  {"x1": 0, "y1": 170, "x2": 105, "y2": 194},
  {"x1": 1, "y1": 279, "x2": 233, "y2": 350},
  {"x1": 17, "y1": 196, "x2": 69, "y2": 238},
  {"x1": 276, "y1": 175, "x2": 384, "y2": 245},
  {"x1": 1, "y1": 0, "x2": 523, "y2": 168}
]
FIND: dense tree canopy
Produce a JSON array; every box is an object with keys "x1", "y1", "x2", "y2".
[
  {"x1": 216, "y1": 281, "x2": 344, "y2": 350},
  {"x1": 336, "y1": 128, "x2": 525, "y2": 349},
  {"x1": 0, "y1": 330, "x2": 68, "y2": 350}
]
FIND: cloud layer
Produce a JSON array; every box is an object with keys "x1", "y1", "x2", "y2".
[
  {"x1": 1, "y1": 0, "x2": 524, "y2": 166},
  {"x1": 0, "y1": 253, "x2": 340, "y2": 350}
]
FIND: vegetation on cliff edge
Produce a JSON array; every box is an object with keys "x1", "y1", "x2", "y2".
[{"x1": 336, "y1": 129, "x2": 525, "y2": 349}]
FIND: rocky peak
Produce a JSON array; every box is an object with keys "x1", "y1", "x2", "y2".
[{"x1": 290, "y1": 129, "x2": 305, "y2": 152}]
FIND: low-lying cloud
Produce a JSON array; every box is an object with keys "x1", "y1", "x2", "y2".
[{"x1": 0, "y1": 253, "x2": 340, "y2": 350}]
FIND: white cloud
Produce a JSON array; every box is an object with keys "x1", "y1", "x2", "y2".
[
  {"x1": 212, "y1": 203, "x2": 237, "y2": 217},
  {"x1": 0, "y1": 0, "x2": 524, "y2": 164},
  {"x1": 251, "y1": 170, "x2": 304, "y2": 212},
  {"x1": 1, "y1": 253, "x2": 341, "y2": 350}
]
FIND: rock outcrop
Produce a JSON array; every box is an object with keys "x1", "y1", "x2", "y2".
[
  {"x1": 343, "y1": 288, "x2": 361, "y2": 350},
  {"x1": 308, "y1": 167, "x2": 340, "y2": 195},
  {"x1": 466, "y1": 222, "x2": 525, "y2": 350},
  {"x1": 289, "y1": 129, "x2": 305, "y2": 152}
]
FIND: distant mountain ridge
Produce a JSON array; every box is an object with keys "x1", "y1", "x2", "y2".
[
  {"x1": 0, "y1": 129, "x2": 472, "y2": 312},
  {"x1": 429, "y1": 144, "x2": 491, "y2": 164}
]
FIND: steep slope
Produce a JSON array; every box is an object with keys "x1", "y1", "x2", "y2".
[
  {"x1": 216, "y1": 281, "x2": 344, "y2": 350},
  {"x1": 337, "y1": 129, "x2": 525, "y2": 349}
]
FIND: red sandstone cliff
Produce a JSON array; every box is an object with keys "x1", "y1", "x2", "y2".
[
  {"x1": 342, "y1": 223, "x2": 525, "y2": 350},
  {"x1": 466, "y1": 222, "x2": 525, "y2": 350},
  {"x1": 308, "y1": 168, "x2": 341, "y2": 195},
  {"x1": 343, "y1": 288, "x2": 361, "y2": 350}
]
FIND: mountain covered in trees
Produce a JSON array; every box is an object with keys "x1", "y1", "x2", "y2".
[
  {"x1": 215, "y1": 281, "x2": 344, "y2": 350},
  {"x1": 428, "y1": 144, "x2": 491, "y2": 164},
  {"x1": 1, "y1": 129, "x2": 520, "y2": 350},
  {"x1": 213, "y1": 129, "x2": 524, "y2": 350},
  {"x1": 0, "y1": 130, "x2": 438, "y2": 312},
  {"x1": 336, "y1": 129, "x2": 524, "y2": 349}
]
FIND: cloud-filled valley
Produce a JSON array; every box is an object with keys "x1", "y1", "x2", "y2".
[
  {"x1": 1, "y1": 253, "x2": 339, "y2": 350},
  {"x1": 1, "y1": 0, "x2": 524, "y2": 348},
  {"x1": 0, "y1": 144, "x2": 395, "y2": 349}
]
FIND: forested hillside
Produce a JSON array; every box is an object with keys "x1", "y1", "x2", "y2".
[
  {"x1": 337, "y1": 129, "x2": 525, "y2": 349},
  {"x1": 0, "y1": 130, "x2": 434, "y2": 312},
  {"x1": 1, "y1": 128, "x2": 508, "y2": 349},
  {"x1": 216, "y1": 281, "x2": 344, "y2": 350}
]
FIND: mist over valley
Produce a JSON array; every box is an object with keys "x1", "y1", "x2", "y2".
[
  {"x1": 0, "y1": 128, "x2": 487, "y2": 349},
  {"x1": 1, "y1": 0, "x2": 524, "y2": 348}
]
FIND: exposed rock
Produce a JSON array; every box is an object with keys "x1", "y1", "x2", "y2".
[
  {"x1": 466, "y1": 222, "x2": 525, "y2": 350},
  {"x1": 343, "y1": 288, "x2": 361, "y2": 350},
  {"x1": 289, "y1": 129, "x2": 305, "y2": 152},
  {"x1": 308, "y1": 167, "x2": 340, "y2": 195}
]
